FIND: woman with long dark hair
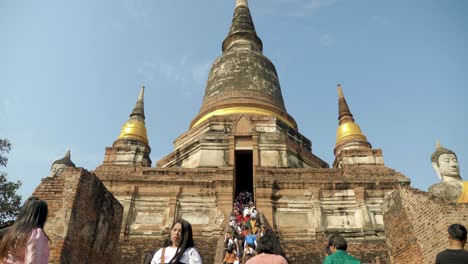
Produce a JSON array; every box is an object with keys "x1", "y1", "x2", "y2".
[
  {"x1": 0, "y1": 197, "x2": 50, "y2": 264},
  {"x1": 245, "y1": 229, "x2": 287, "y2": 264},
  {"x1": 151, "y1": 218, "x2": 202, "y2": 264}
]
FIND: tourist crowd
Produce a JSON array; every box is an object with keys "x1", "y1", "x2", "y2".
[
  {"x1": 2, "y1": 196, "x2": 468, "y2": 264},
  {"x1": 222, "y1": 191, "x2": 265, "y2": 264}
]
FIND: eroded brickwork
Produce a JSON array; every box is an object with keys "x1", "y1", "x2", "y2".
[
  {"x1": 120, "y1": 237, "x2": 218, "y2": 264},
  {"x1": 33, "y1": 171, "x2": 66, "y2": 262},
  {"x1": 383, "y1": 186, "x2": 468, "y2": 264},
  {"x1": 33, "y1": 168, "x2": 123, "y2": 264},
  {"x1": 94, "y1": 165, "x2": 234, "y2": 264},
  {"x1": 283, "y1": 237, "x2": 389, "y2": 264},
  {"x1": 255, "y1": 166, "x2": 409, "y2": 263}
]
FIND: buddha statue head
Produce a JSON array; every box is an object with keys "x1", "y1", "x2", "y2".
[
  {"x1": 50, "y1": 150, "x2": 76, "y2": 177},
  {"x1": 431, "y1": 141, "x2": 461, "y2": 182}
]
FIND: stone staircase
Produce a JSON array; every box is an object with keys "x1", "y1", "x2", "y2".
[{"x1": 213, "y1": 201, "x2": 287, "y2": 263}]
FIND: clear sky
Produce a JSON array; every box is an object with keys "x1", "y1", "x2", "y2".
[{"x1": 1, "y1": 0, "x2": 467, "y2": 200}]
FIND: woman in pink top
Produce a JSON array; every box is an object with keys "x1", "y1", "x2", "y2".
[
  {"x1": 245, "y1": 230, "x2": 288, "y2": 264},
  {"x1": 0, "y1": 197, "x2": 50, "y2": 264}
]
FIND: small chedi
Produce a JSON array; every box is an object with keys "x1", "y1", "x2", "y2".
[
  {"x1": 49, "y1": 149, "x2": 76, "y2": 177},
  {"x1": 38, "y1": 150, "x2": 123, "y2": 263},
  {"x1": 429, "y1": 140, "x2": 468, "y2": 203}
]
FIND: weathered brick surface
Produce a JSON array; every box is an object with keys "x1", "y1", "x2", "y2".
[
  {"x1": 90, "y1": 163, "x2": 413, "y2": 263},
  {"x1": 33, "y1": 168, "x2": 123, "y2": 264},
  {"x1": 119, "y1": 237, "x2": 164, "y2": 264},
  {"x1": 283, "y1": 238, "x2": 389, "y2": 264},
  {"x1": 253, "y1": 166, "x2": 409, "y2": 264},
  {"x1": 33, "y1": 174, "x2": 66, "y2": 262},
  {"x1": 383, "y1": 186, "x2": 468, "y2": 264},
  {"x1": 119, "y1": 236, "x2": 218, "y2": 264},
  {"x1": 93, "y1": 165, "x2": 233, "y2": 264}
]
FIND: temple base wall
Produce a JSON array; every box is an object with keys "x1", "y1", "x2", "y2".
[
  {"x1": 254, "y1": 166, "x2": 409, "y2": 263},
  {"x1": 94, "y1": 165, "x2": 234, "y2": 264},
  {"x1": 33, "y1": 168, "x2": 123, "y2": 264},
  {"x1": 283, "y1": 238, "x2": 389, "y2": 264},
  {"x1": 383, "y1": 186, "x2": 468, "y2": 264}
]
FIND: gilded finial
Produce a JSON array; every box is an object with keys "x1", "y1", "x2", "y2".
[
  {"x1": 117, "y1": 86, "x2": 149, "y2": 144},
  {"x1": 335, "y1": 84, "x2": 368, "y2": 145},
  {"x1": 138, "y1": 85, "x2": 145, "y2": 101},
  {"x1": 236, "y1": 0, "x2": 248, "y2": 8},
  {"x1": 337, "y1": 84, "x2": 344, "y2": 99},
  {"x1": 337, "y1": 84, "x2": 353, "y2": 123},
  {"x1": 130, "y1": 85, "x2": 145, "y2": 120}
]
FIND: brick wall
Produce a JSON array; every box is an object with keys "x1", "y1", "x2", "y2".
[
  {"x1": 383, "y1": 186, "x2": 468, "y2": 264},
  {"x1": 382, "y1": 187, "x2": 423, "y2": 264},
  {"x1": 120, "y1": 236, "x2": 218, "y2": 264},
  {"x1": 33, "y1": 172, "x2": 67, "y2": 262},
  {"x1": 33, "y1": 168, "x2": 123, "y2": 264},
  {"x1": 120, "y1": 237, "x2": 164, "y2": 264},
  {"x1": 283, "y1": 236, "x2": 388, "y2": 264}
]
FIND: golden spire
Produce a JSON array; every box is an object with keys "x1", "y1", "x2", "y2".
[
  {"x1": 117, "y1": 86, "x2": 149, "y2": 144},
  {"x1": 335, "y1": 84, "x2": 367, "y2": 145}
]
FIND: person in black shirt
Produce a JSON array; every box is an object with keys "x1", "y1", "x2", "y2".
[{"x1": 435, "y1": 223, "x2": 468, "y2": 264}]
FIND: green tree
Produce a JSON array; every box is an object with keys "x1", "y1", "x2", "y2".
[{"x1": 0, "y1": 138, "x2": 22, "y2": 227}]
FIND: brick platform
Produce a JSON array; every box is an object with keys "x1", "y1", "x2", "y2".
[
  {"x1": 33, "y1": 168, "x2": 123, "y2": 264},
  {"x1": 383, "y1": 186, "x2": 468, "y2": 263}
]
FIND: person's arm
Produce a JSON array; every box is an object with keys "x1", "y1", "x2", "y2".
[
  {"x1": 234, "y1": 239, "x2": 239, "y2": 252},
  {"x1": 323, "y1": 255, "x2": 332, "y2": 264},
  {"x1": 24, "y1": 228, "x2": 49, "y2": 264}
]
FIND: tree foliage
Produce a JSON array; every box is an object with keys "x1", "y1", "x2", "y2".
[
  {"x1": 0, "y1": 138, "x2": 11, "y2": 167},
  {"x1": 0, "y1": 138, "x2": 22, "y2": 227}
]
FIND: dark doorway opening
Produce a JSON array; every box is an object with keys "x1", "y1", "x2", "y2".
[{"x1": 235, "y1": 150, "x2": 254, "y2": 200}]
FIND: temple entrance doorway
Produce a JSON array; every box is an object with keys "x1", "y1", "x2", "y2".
[{"x1": 235, "y1": 150, "x2": 254, "y2": 201}]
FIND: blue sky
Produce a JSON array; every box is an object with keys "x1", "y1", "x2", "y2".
[{"x1": 1, "y1": 0, "x2": 467, "y2": 200}]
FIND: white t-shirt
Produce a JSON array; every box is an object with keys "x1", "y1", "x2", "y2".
[
  {"x1": 243, "y1": 208, "x2": 250, "y2": 217},
  {"x1": 151, "y1": 246, "x2": 202, "y2": 264},
  {"x1": 250, "y1": 209, "x2": 258, "y2": 219}
]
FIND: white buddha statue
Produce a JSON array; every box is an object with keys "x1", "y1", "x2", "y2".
[
  {"x1": 50, "y1": 150, "x2": 76, "y2": 177},
  {"x1": 428, "y1": 141, "x2": 467, "y2": 203}
]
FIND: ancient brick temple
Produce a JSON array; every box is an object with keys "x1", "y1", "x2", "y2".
[
  {"x1": 27, "y1": 0, "x2": 468, "y2": 264},
  {"x1": 89, "y1": 1, "x2": 414, "y2": 263},
  {"x1": 35, "y1": 0, "x2": 468, "y2": 264}
]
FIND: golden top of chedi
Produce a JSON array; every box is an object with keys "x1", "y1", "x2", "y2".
[
  {"x1": 336, "y1": 122, "x2": 367, "y2": 143},
  {"x1": 117, "y1": 86, "x2": 149, "y2": 144},
  {"x1": 335, "y1": 84, "x2": 367, "y2": 144}
]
